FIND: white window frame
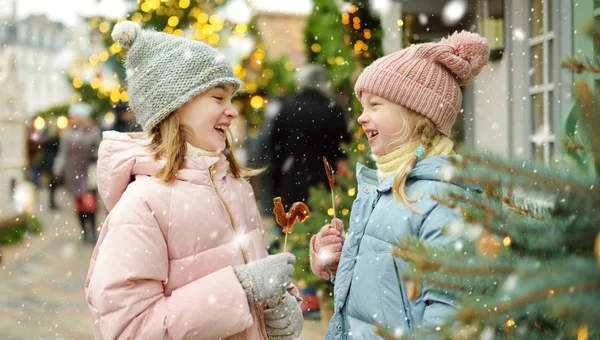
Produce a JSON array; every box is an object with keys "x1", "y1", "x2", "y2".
[{"x1": 527, "y1": 0, "x2": 555, "y2": 165}]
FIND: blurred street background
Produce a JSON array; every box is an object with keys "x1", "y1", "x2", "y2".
[{"x1": 0, "y1": 0, "x2": 595, "y2": 338}]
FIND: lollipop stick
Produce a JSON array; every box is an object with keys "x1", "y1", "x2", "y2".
[
  {"x1": 323, "y1": 157, "x2": 337, "y2": 221},
  {"x1": 331, "y1": 190, "x2": 336, "y2": 220}
]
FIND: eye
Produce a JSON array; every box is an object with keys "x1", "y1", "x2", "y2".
[
  {"x1": 213, "y1": 96, "x2": 223, "y2": 101},
  {"x1": 370, "y1": 102, "x2": 380, "y2": 107}
]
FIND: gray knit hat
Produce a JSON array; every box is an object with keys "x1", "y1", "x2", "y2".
[{"x1": 111, "y1": 21, "x2": 243, "y2": 132}]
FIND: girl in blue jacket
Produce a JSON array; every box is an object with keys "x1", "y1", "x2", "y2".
[{"x1": 309, "y1": 31, "x2": 490, "y2": 339}]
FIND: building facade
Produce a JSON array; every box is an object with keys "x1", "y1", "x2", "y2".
[
  {"x1": 380, "y1": 0, "x2": 595, "y2": 166},
  {"x1": 0, "y1": 14, "x2": 71, "y2": 221}
]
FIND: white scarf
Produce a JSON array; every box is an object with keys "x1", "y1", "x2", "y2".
[{"x1": 186, "y1": 142, "x2": 220, "y2": 158}]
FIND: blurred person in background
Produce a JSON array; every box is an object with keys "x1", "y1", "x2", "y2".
[
  {"x1": 268, "y1": 64, "x2": 350, "y2": 207},
  {"x1": 248, "y1": 94, "x2": 292, "y2": 215},
  {"x1": 27, "y1": 123, "x2": 43, "y2": 189},
  {"x1": 112, "y1": 101, "x2": 142, "y2": 133},
  {"x1": 53, "y1": 102, "x2": 102, "y2": 243},
  {"x1": 38, "y1": 121, "x2": 61, "y2": 210},
  {"x1": 263, "y1": 64, "x2": 350, "y2": 319}
]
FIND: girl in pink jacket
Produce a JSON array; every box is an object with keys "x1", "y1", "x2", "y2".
[{"x1": 85, "y1": 21, "x2": 303, "y2": 340}]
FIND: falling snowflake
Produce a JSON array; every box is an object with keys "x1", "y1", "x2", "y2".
[{"x1": 513, "y1": 28, "x2": 526, "y2": 41}]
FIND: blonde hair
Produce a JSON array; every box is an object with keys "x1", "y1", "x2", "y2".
[
  {"x1": 149, "y1": 113, "x2": 262, "y2": 184},
  {"x1": 385, "y1": 109, "x2": 453, "y2": 214}
]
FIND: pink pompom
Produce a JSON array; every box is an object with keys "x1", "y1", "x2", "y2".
[{"x1": 436, "y1": 31, "x2": 490, "y2": 85}]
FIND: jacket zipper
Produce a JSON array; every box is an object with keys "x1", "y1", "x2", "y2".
[
  {"x1": 372, "y1": 191, "x2": 382, "y2": 209},
  {"x1": 209, "y1": 165, "x2": 269, "y2": 340}
]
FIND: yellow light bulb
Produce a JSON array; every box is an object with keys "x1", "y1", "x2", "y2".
[
  {"x1": 168, "y1": 16, "x2": 179, "y2": 27},
  {"x1": 235, "y1": 24, "x2": 248, "y2": 35},
  {"x1": 99, "y1": 22, "x2": 110, "y2": 33},
  {"x1": 110, "y1": 91, "x2": 121, "y2": 103},
  {"x1": 33, "y1": 116, "x2": 46, "y2": 130},
  {"x1": 104, "y1": 112, "x2": 116, "y2": 125},
  {"x1": 250, "y1": 95, "x2": 264, "y2": 109},
  {"x1": 72, "y1": 78, "x2": 83, "y2": 89},
  {"x1": 89, "y1": 54, "x2": 99, "y2": 65},
  {"x1": 57, "y1": 116, "x2": 69, "y2": 129},
  {"x1": 120, "y1": 91, "x2": 129, "y2": 102},
  {"x1": 99, "y1": 50, "x2": 109, "y2": 62},
  {"x1": 90, "y1": 78, "x2": 102, "y2": 90},
  {"x1": 179, "y1": 0, "x2": 190, "y2": 9}
]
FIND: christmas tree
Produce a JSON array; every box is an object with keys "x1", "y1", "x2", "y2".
[
  {"x1": 69, "y1": 0, "x2": 283, "y2": 129},
  {"x1": 376, "y1": 25, "x2": 600, "y2": 340}
]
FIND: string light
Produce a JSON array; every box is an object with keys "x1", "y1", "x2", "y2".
[
  {"x1": 33, "y1": 116, "x2": 46, "y2": 130},
  {"x1": 578, "y1": 325, "x2": 588, "y2": 340},
  {"x1": 56, "y1": 116, "x2": 69, "y2": 129},
  {"x1": 72, "y1": 78, "x2": 83, "y2": 89},
  {"x1": 250, "y1": 95, "x2": 264, "y2": 109}
]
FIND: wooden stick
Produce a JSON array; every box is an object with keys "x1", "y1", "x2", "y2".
[
  {"x1": 283, "y1": 233, "x2": 288, "y2": 253},
  {"x1": 331, "y1": 189, "x2": 336, "y2": 220},
  {"x1": 323, "y1": 157, "x2": 337, "y2": 220}
]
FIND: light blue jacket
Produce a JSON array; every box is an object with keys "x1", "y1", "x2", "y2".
[{"x1": 326, "y1": 156, "x2": 466, "y2": 339}]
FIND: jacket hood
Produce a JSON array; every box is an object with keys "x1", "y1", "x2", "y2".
[
  {"x1": 97, "y1": 131, "x2": 225, "y2": 211},
  {"x1": 357, "y1": 156, "x2": 478, "y2": 192}
]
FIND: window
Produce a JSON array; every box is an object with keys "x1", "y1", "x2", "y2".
[{"x1": 528, "y1": 0, "x2": 555, "y2": 165}]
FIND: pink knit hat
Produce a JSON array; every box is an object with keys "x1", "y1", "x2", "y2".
[{"x1": 354, "y1": 31, "x2": 489, "y2": 136}]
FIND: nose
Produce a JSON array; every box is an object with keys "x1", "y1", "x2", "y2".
[
  {"x1": 357, "y1": 111, "x2": 369, "y2": 125},
  {"x1": 224, "y1": 103, "x2": 239, "y2": 119}
]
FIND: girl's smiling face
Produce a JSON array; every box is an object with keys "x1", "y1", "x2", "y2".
[
  {"x1": 357, "y1": 92, "x2": 418, "y2": 155},
  {"x1": 176, "y1": 85, "x2": 238, "y2": 152}
]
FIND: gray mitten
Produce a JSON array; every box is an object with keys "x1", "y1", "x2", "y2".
[
  {"x1": 265, "y1": 292, "x2": 303, "y2": 340},
  {"x1": 233, "y1": 253, "x2": 295, "y2": 305}
]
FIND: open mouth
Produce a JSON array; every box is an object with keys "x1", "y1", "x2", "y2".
[
  {"x1": 366, "y1": 130, "x2": 379, "y2": 140},
  {"x1": 214, "y1": 125, "x2": 228, "y2": 138}
]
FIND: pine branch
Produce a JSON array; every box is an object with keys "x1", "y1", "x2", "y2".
[
  {"x1": 487, "y1": 189, "x2": 536, "y2": 219},
  {"x1": 562, "y1": 138, "x2": 592, "y2": 151},
  {"x1": 456, "y1": 280, "x2": 600, "y2": 323},
  {"x1": 574, "y1": 81, "x2": 600, "y2": 176},
  {"x1": 392, "y1": 245, "x2": 514, "y2": 277},
  {"x1": 451, "y1": 154, "x2": 600, "y2": 198},
  {"x1": 562, "y1": 58, "x2": 600, "y2": 73},
  {"x1": 442, "y1": 192, "x2": 502, "y2": 220}
]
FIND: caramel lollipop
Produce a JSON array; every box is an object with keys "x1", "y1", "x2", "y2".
[{"x1": 273, "y1": 197, "x2": 310, "y2": 252}]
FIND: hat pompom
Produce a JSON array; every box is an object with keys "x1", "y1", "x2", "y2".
[
  {"x1": 437, "y1": 31, "x2": 490, "y2": 85},
  {"x1": 112, "y1": 21, "x2": 140, "y2": 49}
]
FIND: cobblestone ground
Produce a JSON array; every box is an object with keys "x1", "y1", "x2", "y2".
[{"x1": 0, "y1": 188, "x2": 326, "y2": 339}]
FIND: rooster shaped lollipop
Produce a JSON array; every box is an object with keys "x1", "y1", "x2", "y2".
[{"x1": 273, "y1": 197, "x2": 310, "y2": 252}]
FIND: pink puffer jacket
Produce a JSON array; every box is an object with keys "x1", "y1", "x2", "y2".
[{"x1": 85, "y1": 131, "x2": 295, "y2": 340}]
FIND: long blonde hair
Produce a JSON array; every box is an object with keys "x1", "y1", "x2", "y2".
[
  {"x1": 148, "y1": 113, "x2": 262, "y2": 184},
  {"x1": 379, "y1": 109, "x2": 454, "y2": 214}
]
